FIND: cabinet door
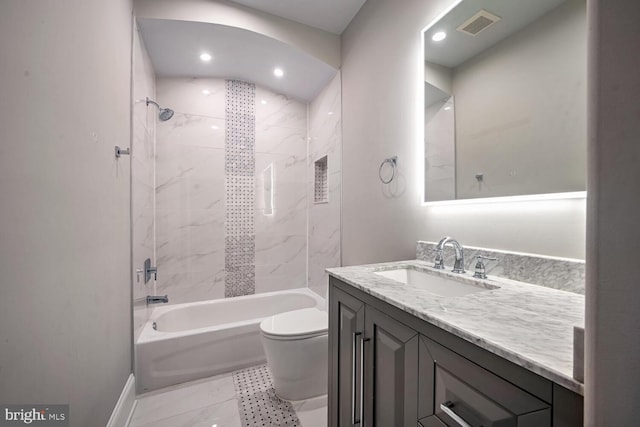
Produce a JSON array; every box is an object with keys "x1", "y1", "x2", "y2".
[
  {"x1": 329, "y1": 285, "x2": 365, "y2": 427},
  {"x1": 364, "y1": 305, "x2": 419, "y2": 427}
]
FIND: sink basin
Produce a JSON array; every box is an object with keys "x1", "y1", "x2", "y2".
[{"x1": 374, "y1": 268, "x2": 496, "y2": 297}]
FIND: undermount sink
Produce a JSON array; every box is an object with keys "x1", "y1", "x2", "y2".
[{"x1": 374, "y1": 267, "x2": 497, "y2": 297}]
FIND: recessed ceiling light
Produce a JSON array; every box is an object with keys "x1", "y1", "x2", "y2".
[
  {"x1": 202, "y1": 89, "x2": 210, "y2": 95},
  {"x1": 432, "y1": 31, "x2": 447, "y2": 42},
  {"x1": 273, "y1": 68, "x2": 284, "y2": 78},
  {"x1": 200, "y1": 53, "x2": 212, "y2": 62}
]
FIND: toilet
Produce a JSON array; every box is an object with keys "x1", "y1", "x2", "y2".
[{"x1": 260, "y1": 307, "x2": 328, "y2": 401}]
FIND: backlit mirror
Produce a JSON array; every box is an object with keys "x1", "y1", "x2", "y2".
[{"x1": 423, "y1": 0, "x2": 586, "y2": 202}]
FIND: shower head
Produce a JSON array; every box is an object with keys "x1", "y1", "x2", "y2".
[
  {"x1": 158, "y1": 107, "x2": 174, "y2": 122},
  {"x1": 146, "y1": 97, "x2": 174, "y2": 122}
]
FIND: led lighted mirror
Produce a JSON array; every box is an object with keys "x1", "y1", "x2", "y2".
[{"x1": 423, "y1": 0, "x2": 586, "y2": 202}]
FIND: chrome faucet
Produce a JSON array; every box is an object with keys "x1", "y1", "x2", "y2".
[
  {"x1": 433, "y1": 237, "x2": 466, "y2": 274},
  {"x1": 147, "y1": 295, "x2": 169, "y2": 305}
]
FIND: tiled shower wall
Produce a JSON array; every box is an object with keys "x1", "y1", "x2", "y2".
[
  {"x1": 308, "y1": 73, "x2": 342, "y2": 298},
  {"x1": 155, "y1": 77, "x2": 310, "y2": 304}
]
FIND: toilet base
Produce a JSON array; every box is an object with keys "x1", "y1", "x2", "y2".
[{"x1": 261, "y1": 333, "x2": 328, "y2": 401}]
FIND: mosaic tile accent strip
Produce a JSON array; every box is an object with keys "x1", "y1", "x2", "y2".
[
  {"x1": 417, "y1": 241, "x2": 585, "y2": 294},
  {"x1": 225, "y1": 80, "x2": 256, "y2": 298},
  {"x1": 233, "y1": 365, "x2": 301, "y2": 427}
]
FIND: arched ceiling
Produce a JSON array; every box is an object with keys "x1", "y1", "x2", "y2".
[{"x1": 138, "y1": 18, "x2": 337, "y2": 102}]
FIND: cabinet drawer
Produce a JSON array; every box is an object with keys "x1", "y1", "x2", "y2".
[
  {"x1": 420, "y1": 415, "x2": 448, "y2": 427},
  {"x1": 422, "y1": 337, "x2": 550, "y2": 427}
]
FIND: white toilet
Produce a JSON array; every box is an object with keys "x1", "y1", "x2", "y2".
[{"x1": 260, "y1": 307, "x2": 328, "y2": 401}]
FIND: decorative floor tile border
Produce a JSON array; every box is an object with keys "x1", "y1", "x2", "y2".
[{"x1": 232, "y1": 365, "x2": 301, "y2": 427}]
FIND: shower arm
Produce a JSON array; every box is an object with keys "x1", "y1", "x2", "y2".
[{"x1": 146, "y1": 97, "x2": 160, "y2": 109}]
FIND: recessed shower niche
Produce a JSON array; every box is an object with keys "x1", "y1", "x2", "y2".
[{"x1": 314, "y1": 156, "x2": 328, "y2": 204}]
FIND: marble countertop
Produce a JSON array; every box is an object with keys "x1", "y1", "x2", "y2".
[{"x1": 327, "y1": 260, "x2": 585, "y2": 395}]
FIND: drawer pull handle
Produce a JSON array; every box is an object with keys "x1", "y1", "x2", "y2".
[
  {"x1": 352, "y1": 332, "x2": 362, "y2": 424},
  {"x1": 360, "y1": 336, "x2": 370, "y2": 427},
  {"x1": 440, "y1": 401, "x2": 473, "y2": 427}
]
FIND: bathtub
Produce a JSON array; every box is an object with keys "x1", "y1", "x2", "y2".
[{"x1": 135, "y1": 288, "x2": 324, "y2": 392}]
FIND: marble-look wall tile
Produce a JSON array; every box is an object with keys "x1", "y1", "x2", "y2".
[
  {"x1": 255, "y1": 261, "x2": 307, "y2": 294},
  {"x1": 255, "y1": 234, "x2": 307, "y2": 266},
  {"x1": 155, "y1": 269, "x2": 227, "y2": 305},
  {"x1": 157, "y1": 78, "x2": 226, "y2": 119},
  {"x1": 157, "y1": 113, "x2": 225, "y2": 150},
  {"x1": 132, "y1": 24, "x2": 156, "y2": 342},
  {"x1": 155, "y1": 77, "x2": 311, "y2": 304},
  {"x1": 255, "y1": 125, "x2": 307, "y2": 157},
  {"x1": 308, "y1": 173, "x2": 341, "y2": 239},
  {"x1": 425, "y1": 97, "x2": 456, "y2": 202},
  {"x1": 156, "y1": 176, "x2": 226, "y2": 213},
  {"x1": 308, "y1": 72, "x2": 342, "y2": 298},
  {"x1": 255, "y1": 181, "x2": 307, "y2": 236},
  {"x1": 416, "y1": 241, "x2": 585, "y2": 294},
  {"x1": 255, "y1": 233, "x2": 307, "y2": 294},
  {"x1": 255, "y1": 152, "x2": 307, "y2": 184},
  {"x1": 308, "y1": 236, "x2": 340, "y2": 299},
  {"x1": 255, "y1": 87, "x2": 307, "y2": 132}
]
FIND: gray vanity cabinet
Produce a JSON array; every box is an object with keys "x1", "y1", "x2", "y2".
[
  {"x1": 329, "y1": 285, "x2": 365, "y2": 427},
  {"x1": 329, "y1": 277, "x2": 584, "y2": 427},
  {"x1": 329, "y1": 286, "x2": 419, "y2": 427},
  {"x1": 363, "y1": 305, "x2": 420, "y2": 427}
]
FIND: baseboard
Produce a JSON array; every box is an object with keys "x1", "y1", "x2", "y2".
[{"x1": 106, "y1": 373, "x2": 137, "y2": 427}]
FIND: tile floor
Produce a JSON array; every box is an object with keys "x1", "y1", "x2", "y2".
[{"x1": 128, "y1": 367, "x2": 327, "y2": 427}]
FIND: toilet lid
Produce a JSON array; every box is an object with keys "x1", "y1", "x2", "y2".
[{"x1": 260, "y1": 308, "x2": 328, "y2": 338}]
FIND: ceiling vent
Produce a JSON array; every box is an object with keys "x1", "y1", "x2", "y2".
[{"x1": 456, "y1": 10, "x2": 501, "y2": 36}]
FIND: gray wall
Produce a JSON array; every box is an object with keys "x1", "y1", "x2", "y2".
[
  {"x1": 0, "y1": 0, "x2": 133, "y2": 425},
  {"x1": 585, "y1": 0, "x2": 640, "y2": 424},
  {"x1": 341, "y1": 0, "x2": 586, "y2": 265}
]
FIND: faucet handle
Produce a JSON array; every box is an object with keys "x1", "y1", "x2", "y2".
[
  {"x1": 473, "y1": 255, "x2": 498, "y2": 279},
  {"x1": 433, "y1": 249, "x2": 445, "y2": 269}
]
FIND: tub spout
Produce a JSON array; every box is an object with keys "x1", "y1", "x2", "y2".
[{"x1": 147, "y1": 295, "x2": 169, "y2": 305}]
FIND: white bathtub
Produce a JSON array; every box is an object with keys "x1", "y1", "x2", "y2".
[{"x1": 136, "y1": 288, "x2": 324, "y2": 392}]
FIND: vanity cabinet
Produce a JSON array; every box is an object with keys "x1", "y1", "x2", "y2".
[
  {"x1": 329, "y1": 285, "x2": 419, "y2": 427},
  {"x1": 330, "y1": 286, "x2": 365, "y2": 426},
  {"x1": 328, "y1": 277, "x2": 583, "y2": 427},
  {"x1": 364, "y1": 305, "x2": 420, "y2": 427}
]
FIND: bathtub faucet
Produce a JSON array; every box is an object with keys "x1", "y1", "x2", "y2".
[{"x1": 147, "y1": 295, "x2": 169, "y2": 305}]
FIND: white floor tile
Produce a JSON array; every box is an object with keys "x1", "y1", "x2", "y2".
[
  {"x1": 134, "y1": 398, "x2": 241, "y2": 427},
  {"x1": 130, "y1": 373, "x2": 236, "y2": 426},
  {"x1": 129, "y1": 368, "x2": 328, "y2": 427},
  {"x1": 292, "y1": 394, "x2": 328, "y2": 427}
]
